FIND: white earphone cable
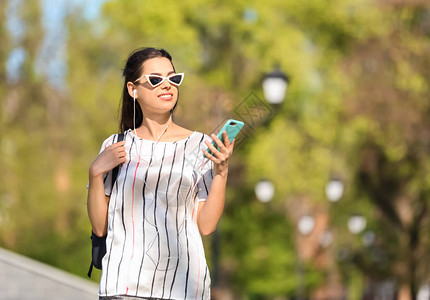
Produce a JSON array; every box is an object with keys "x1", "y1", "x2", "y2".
[{"x1": 133, "y1": 90, "x2": 137, "y2": 136}]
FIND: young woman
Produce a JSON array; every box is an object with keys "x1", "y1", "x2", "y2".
[{"x1": 87, "y1": 47, "x2": 235, "y2": 300}]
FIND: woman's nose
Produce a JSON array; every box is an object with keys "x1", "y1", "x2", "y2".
[{"x1": 160, "y1": 78, "x2": 171, "y2": 89}]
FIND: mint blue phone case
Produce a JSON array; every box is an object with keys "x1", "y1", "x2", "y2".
[{"x1": 204, "y1": 119, "x2": 244, "y2": 157}]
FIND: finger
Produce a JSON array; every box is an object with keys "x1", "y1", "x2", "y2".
[
  {"x1": 115, "y1": 146, "x2": 126, "y2": 154},
  {"x1": 224, "y1": 139, "x2": 234, "y2": 157},
  {"x1": 114, "y1": 141, "x2": 126, "y2": 147},
  {"x1": 202, "y1": 148, "x2": 213, "y2": 158},
  {"x1": 110, "y1": 141, "x2": 126, "y2": 149},
  {"x1": 205, "y1": 140, "x2": 223, "y2": 159},
  {"x1": 211, "y1": 133, "x2": 228, "y2": 152},
  {"x1": 204, "y1": 140, "x2": 217, "y2": 153},
  {"x1": 202, "y1": 149, "x2": 220, "y2": 164},
  {"x1": 223, "y1": 131, "x2": 231, "y2": 147}
]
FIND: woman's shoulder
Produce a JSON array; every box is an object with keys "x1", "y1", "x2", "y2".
[
  {"x1": 104, "y1": 131, "x2": 129, "y2": 144},
  {"x1": 175, "y1": 126, "x2": 194, "y2": 138},
  {"x1": 170, "y1": 125, "x2": 203, "y2": 141},
  {"x1": 96, "y1": 132, "x2": 122, "y2": 152},
  {"x1": 177, "y1": 127, "x2": 211, "y2": 142}
]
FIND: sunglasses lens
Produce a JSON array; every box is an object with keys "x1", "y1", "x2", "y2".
[
  {"x1": 149, "y1": 76, "x2": 163, "y2": 86},
  {"x1": 169, "y1": 74, "x2": 183, "y2": 85}
]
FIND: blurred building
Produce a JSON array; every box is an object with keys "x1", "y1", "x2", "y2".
[{"x1": 0, "y1": 247, "x2": 98, "y2": 299}]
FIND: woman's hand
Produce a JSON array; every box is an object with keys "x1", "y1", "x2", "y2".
[
  {"x1": 202, "y1": 131, "x2": 235, "y2": 177},
  {"x1": 89, "y1": 141, "x2": 127, "y2": 178}
]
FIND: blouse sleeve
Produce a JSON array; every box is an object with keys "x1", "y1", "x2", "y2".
[
  {"x1": 196, "y1": 134, "x2": 215, "y2": 202},
  {"x1": 86, "y1": 134, "x2": 117, "y2": 197},
  {"x1": 196, "y1": 160, "x2": 214, "y2": 202}
]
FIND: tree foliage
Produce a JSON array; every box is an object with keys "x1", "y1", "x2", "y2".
[{"x1": 1, "y1": 0, "x2": 430, "y2": 299}]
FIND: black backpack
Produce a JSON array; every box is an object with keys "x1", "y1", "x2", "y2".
[{"x1": 87, "y1": 133, "x2": 124, "y2": 278}]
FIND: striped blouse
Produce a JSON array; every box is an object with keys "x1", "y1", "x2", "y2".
[{"x1": 97, "y1": 129, "x2": 214, "y2": 299}]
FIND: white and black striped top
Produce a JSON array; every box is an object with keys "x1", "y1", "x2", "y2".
[{"x1": 97, "y1": 129, "x2": 214, "y2": 299}]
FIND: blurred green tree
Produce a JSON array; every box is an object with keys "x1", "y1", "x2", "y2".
[
  {"x1": 339, "y1": 1, "x2": 430, "y2": 298},
  {"x1": 0, "y1": 0, "x2": 89, "y2": 276},
  {"x1": 2, "y1": 0, "x2": 430, "y2": 299}
]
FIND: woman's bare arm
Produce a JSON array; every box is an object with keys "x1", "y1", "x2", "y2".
[
  {"x1": 197, "y1": 132, "x2": 234, "y2": 235},
  {"x1": 197, "y1": 173, "x2": 228, "y2": 235},
  {"x1": 87, "y1": 141, "x2": 126, "y2": 237}
]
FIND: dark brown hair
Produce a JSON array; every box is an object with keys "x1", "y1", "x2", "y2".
[{"x1": 119, "y1": 47, "x2": 177, "y2": 132}]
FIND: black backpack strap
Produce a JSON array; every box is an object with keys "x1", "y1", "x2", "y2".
[
  {"x1": 111, "y1": 133, "x2": 125, "y2": 188},
  {"x1": 87, "y1": 261, "x2": 93, "y2": 278}
]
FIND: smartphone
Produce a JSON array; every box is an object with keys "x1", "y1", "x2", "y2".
[{"x1": 204, "y1": 119, "x2": 244, "y2": 158}]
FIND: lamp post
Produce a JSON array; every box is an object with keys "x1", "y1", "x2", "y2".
[
  {"x1": 254, "y1": 179, "x2": 275, "y2": 203},
  {"x1": 362, "y1": 231, "x2": 375, "y2": 247},
  {"x1": 298, "y1": 215, "x2": 315, "y2": 236},
  {"x1": 296, "y1": 215, "x2": 315, "y2": 300},
  {"x1": 319, "y1": 230, "x2": 334, "y2": 248},
  {"x1": 255, "y1": 66, "x2": 288, "y2": 203},
  {"x1": 325, "y1": 177, "x2": 344, "y2": 203},
  {"x1": 262, "y1": 67, "x2": 289, "y2": 105},
  {"x1": 344, "y1": 214, "x2": 367, "y2": 299},
  {"x1": 324, "y1": 177, "x2": 344, "y2": 298},
  {"x1": 348, "y1": 214, "x2": 367, "y2": 235}
]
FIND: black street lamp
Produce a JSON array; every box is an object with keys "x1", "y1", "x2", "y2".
[
  {"x1": 262, "y1": 67, "x2": 289, "y2": 105},
  {"x1": 296, "y1": 215, "x2": 315, "y2": 300},
  {"x1": 348, "y1": 214, "x2": 367, "y2": 235},
  {"x1": 260, "y1": 67, "x2": 289, "y2": 128},
  {"x1": 326, "y1": 177, "x2": 344, "y2": 203},
  {"x1": 254, "y1": 179, "x2": 275, "y2": 203}
]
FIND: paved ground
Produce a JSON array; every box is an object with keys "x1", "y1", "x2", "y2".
[{"x1": 0, "y1": 247, "x2": 99, "y2": 299}]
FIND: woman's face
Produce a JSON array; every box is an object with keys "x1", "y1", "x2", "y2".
[{"x1": 133, "y1": 57, "x2": 178, "y2": 115}]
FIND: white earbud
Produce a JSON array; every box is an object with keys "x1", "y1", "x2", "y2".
[{"x1": 133, "y1": 89, "x2": 136, "y2": 99}]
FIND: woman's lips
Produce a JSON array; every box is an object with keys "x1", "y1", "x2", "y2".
[{"x1": 158, "y1": 93, "x2": 173, "y2": 101}]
